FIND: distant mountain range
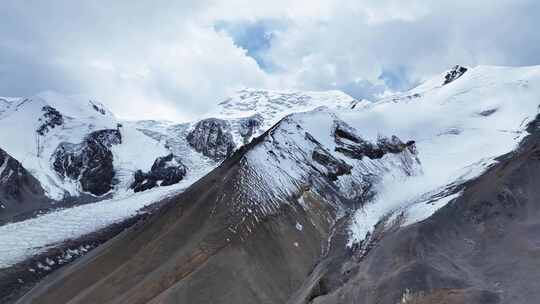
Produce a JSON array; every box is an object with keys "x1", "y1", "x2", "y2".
[{"x1": 3, "y1": 65, "x2": 540, "y2": 304}]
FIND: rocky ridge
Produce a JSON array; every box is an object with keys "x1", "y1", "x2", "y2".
[
  {"x1": 130, "y1": 154, "x2": 187, "y2": 193},
  {"x1": 0, "y1": 148, "x2": 46, "y2": 220},
  {"x1": 51, "y1": 128, "x2": 122, "y2": 196}
]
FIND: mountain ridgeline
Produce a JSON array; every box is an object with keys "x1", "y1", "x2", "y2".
[{"x1": 2, "y1": 65, "x2": 540, "y2": 304}]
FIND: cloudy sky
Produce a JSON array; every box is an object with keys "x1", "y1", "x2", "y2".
[{"x1": 1, "y1": 0, "x2": 539, "y2": 121}]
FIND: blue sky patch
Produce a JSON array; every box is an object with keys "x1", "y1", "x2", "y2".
[
  {"x1": 379, "y1": 66, "x2": 418, "y2": 92},
  {"x1": 215, "y1": 19, "x2": 285, "y2": 72}
]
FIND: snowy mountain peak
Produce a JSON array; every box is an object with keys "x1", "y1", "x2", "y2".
[
  {"x1": 34, "y1": 91, "x2": 116, "y2": 124},
  {"x1": 221, "y1": 109, "x2": 420, "y2": 233},
  {"x1": 0, "y1": 92, "x2": 173, "y2": 201},
  {"x1": 0, "y1": 92, "x2": 115, "y2": 125},
  {"x1": 443, "y1": 65, "x2": 468, "y2": 85},
  {"x1": 5, "y1": 65, "x2": 540, "y2": 304},
  {"x1": 215, "y1": 88, "x2": 355, "y2": 121},
  {"x1": 174, "y1": 89, "x2": 358, "y2": 157}
]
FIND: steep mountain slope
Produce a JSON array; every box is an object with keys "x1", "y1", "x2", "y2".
[
  {"x1": 0, "y1": 87, "x2": 355, "y2": 261},
  {"x1": 15, "y1": 110, "x2": 417, "y2": 304},
  {"x1": 4, "y1": 65, "x2": 540, "y2": 304},
  {"x1": 0, "y1": 93, "x2": 184, "y2": 222},
  {"x1": 0, "y1": 88, "x2": 359, "y2": 302},
  {"x1": 15, "y1": 65, "x2": 540, "y2": 304},
  {"x1": 290, "y1": 120, "x2": 540, "y2": 304},
  {"x1": 0, "y1": 148, "x2": 46, "y2": 220},
  {"x1": 0, "y1": 89, "x2": 355, "y2": 208},
  {"x1": 0, "y1": 92, "x2": 173, "y2": 198},
  {"x1": 344, "y1": 65, "x2": 540, "y2": 243}
]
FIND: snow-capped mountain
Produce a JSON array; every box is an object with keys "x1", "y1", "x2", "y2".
[
  {"x1": 181, "y1": 89, "x2": 357, "y2": 160},
  {"x1": 9, "y1": 65, "x2": 540, "y2": 304},
  {"x1": 0, "y1": 86, "x2": 362, "y2": 302},
  {"x1": 230, "y1": 110, "x2": 419, "y2": 228},
  {"x1": 215, "y1": 88, "x2": 355, "y2": 121},
  {"x1": 3, "y1": 65, "x2": 540, "y2": 304},
  {"x1": 0, "y1": 87, "x2": 356, "y2": 225},
  {"x1": 0, "y1": 92, "x2": 173, "y2": 200},
  {"x1": 344, "y1": 65, "x2": 540, "y2": 242}
]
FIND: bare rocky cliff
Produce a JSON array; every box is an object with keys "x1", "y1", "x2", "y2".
[{"x1": 0, "y1": 148, "x2": 47, "y2": 224}]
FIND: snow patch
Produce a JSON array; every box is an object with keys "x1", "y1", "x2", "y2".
[{"x1": 403, "y1": 192, "x2": 461, "y2": 226}]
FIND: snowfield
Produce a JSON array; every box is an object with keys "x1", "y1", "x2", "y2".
[
  {"x1": 0, "y1": 167, "x2": 209, "y2": 269},
  {"x1": 214, "y1": 88, "x2": 355, "y2": 122},
  {"x1": 345, "y1": 65, "x2": 540, "y2": 244}
]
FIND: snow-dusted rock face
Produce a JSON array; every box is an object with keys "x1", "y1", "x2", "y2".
[
  {"x1": 36, "y1": 106, "x2": 64, "y2": 136},
  {"x1": 0, "y1": 148, "x2": 45, "y2": 213},
  {"x1": 10, "y1": 109, "x2": 422, "y2": 304},
  {"x1": 345, "y1": 65, "x2": 540, "y2": 246},
  {"x1": 443, "y1": 65, "x2": 468, "y2": 85},
  {"x1": 0, "y1": 92, "x2": 177, "y2": 203},
  {"x1": 333, "y1": 121, "x2": 415, "y2": 160},
  {"x1": 237, "y1": 114, "x2": 263, "y2": 144},
  {"x1": 217, "y1": 89, "x2": 355, "y2": 120},
  {"x1": 187, "y1": 118, "x2": 236, "y2": 160},
  {"x1": 130, "y1": 153, "x2": 187, "y2": 192},
  {"x1": 152, "y1": 89, "x2": 358, "y2": 168},
  {"x1": 51, "y1": 129, "x2": 122, "y2": 196},
  {"x1": 0, "y1": 93, "x2": 117, "y2": 199},
  {"x1": 213, "y1": 89, "x2": 356, "y2": 139},
  {"x1": 311, "y1": 146, "x2": 352, "y2": 181},
  {"x1": 0, "y1": 148, "x2": 51, "y2": 225},
  {"x1": 288, "y1": 131, "x2": 540, "y2": 304},
  {"x1": 220, "y1": 110, "x2": 420, "y2": 233}
]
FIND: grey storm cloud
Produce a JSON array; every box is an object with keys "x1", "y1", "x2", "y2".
[{"x1": 1, "y1": 0, "x2": 539, "y2": 120}]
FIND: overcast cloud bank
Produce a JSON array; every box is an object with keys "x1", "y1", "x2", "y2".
[{"x1": 1, "y1": 0, "x2": 539, "y2": 120}]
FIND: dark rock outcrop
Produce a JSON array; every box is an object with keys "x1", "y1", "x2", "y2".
[
  {"x1": 0, "y1": 148, "x2": 46, "y2": 220},
  {"x1": 312, "y1": 147, "x2": 352, "y2": 181},
  {"x1": 187, "y1": 118, "x2": 235, "y2": 160},
  {"x1": 333, "y1": 121, "x2": 415, "y2": 160},
  {"x1": 36, "y1": 106, "x2": 63, "y2": 136},
  {"x1": 238, "y1": 114, "x2": 263, "y2": 144},
  {"x1": 52, "y1": 129, "x2": 122, "y2": 196},
  {"x1": 477, "y1": 108, "x2": 498, "y2": 117},
  {"x1": 443, "y1": 65, "x2": 468, "y2": 85},
  {"x1": 130, "y1": 154, "x2": 187, "y2": 193},
  {"x1": 89, "y1": 100, "x2": 106, "y2": 115}
]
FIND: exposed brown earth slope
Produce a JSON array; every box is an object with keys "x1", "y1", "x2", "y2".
[
  {"x1": 290, "y1": 129, "x2": 540, "y2": 304},
  {"x1": 17, "y1": 123, "x2": 540, "y2": 304}
]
